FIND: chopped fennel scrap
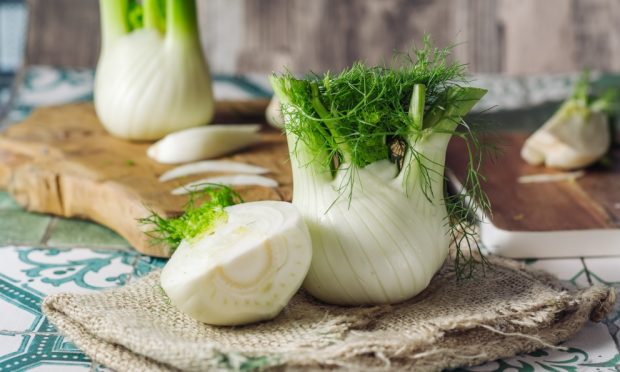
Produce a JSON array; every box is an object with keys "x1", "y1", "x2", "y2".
[
  {"x1": 148, "y1": 124, "x2": 262, "y2": 164},
  {"x1": 159, "y1": 160, "x2": 270, "y2": 182},
  {"x1": 172, "y1": 175, "x2": 278, "y2": 195},
  {"x1": 518, "y1": 170, "x2": 585, "y2": 184}
]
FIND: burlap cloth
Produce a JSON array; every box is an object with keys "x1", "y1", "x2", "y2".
[{"x1": 42, "y1": 256, "x2": 615, "y2": 371}]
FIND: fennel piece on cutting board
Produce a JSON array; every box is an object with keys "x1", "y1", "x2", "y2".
[
  {"x1": 0, "y1": 103, "x2": 292, "y2": 257},
  {"x1": 520, "y1": 74, "x2": 616, "y2": 170},
  {"x1": 447, "y1": 133, "x2": 620, "y2": 258}
]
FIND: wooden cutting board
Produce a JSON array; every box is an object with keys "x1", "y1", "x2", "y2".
[
  {"x1": 446, "y1": 134, "x2": 620, "y2": 258},
  {"x1": 0, "y1": 102, "x2": 291, "y2": 257}
]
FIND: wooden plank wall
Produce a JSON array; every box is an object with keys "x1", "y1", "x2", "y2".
[
  {"x1": 24, "y1": 0, "x2": 620, "y2": 75},
  {"x1": 25, "y1": 0, "x2": 100, "y2": 67}
]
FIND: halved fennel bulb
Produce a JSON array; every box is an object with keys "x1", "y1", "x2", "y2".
[{"x1": 160, "y1": 201, "x2": 312, "y2": 326}]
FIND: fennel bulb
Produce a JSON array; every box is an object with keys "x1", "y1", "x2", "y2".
[
  {"x1": 266, "y1": 96, "x2": 285, "y2": 128},
  {"x1": 95, "y1": 0, "x2": 214, "y2": 140},
  {"x1": 521, "y1": 74, "x2": 615, "y2": 170},
  {"x1": 142, "y1": 186, "x2": 312, "y2": 326},
  {"x1": 161, "y1": 201, "x2": 312, "y2": 326},
  {"x1": 272, "y1": 39, "x2": 488, "y2": 305}
]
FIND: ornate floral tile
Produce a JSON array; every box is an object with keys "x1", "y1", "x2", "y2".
[
  {"x1": 0, "y1": 245, "x2": 148, "y2": 370},
  {"x1": 466, "y1": 322, "x2": 620, "y2": 371},
  {"x1": 584, "y1": 257, "x2": 620, "y2": 350},
  {"x1": 526, "y1": 258, "x2": 591, "y2": 288}
]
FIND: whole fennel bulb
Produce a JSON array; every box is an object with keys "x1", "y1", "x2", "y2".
[
  {"x1": 95, "y1": 0, "x2": 214, "y2": 140},
  {"x1": 271, "y1": 40, "x2": 488, "y2": 305}
]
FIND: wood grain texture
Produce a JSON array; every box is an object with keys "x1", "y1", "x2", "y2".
[
  {"x1": 454, "y1": 0, "x2": 503, "y2": 73},
  {"x1": 572, "y1": 0, "x2": 620, "y2": 72},
  {"x1": 237, "y1": 0, "x2": 455, "y2": 73},
  {"x1": 0, "y1": 103, "x2": 290, "y2": 257},
  {"x1": 497, "y1": 0, "x2": 576, "y2": 74},
  {"x1": 22, "y1": 0, "x2": 620, "y2": 74},
  {"x1": 446, "y1": 134, "x2": 620, "y2": 232},
  {"x1": 25, "y1": 0, "x2": 100, "y2": 67}
]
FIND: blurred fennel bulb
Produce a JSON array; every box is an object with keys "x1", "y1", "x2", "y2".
[
  {"x1": 521, "y1": 73, "x2": 616, "y2": 170},
  {"x1": 95, "y1": 0, "x2": 214, "y2": 140}
]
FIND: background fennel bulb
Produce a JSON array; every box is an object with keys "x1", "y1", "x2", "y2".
[
  {"x1": 272, "y1": 38, "x2": 488, "y2": 305},
  {"x1": 95, "y1": 0, "x2": 214, "y2": 140},
  {"x1": 521, "y1": 73, "x2": 616, "y2": 170},
  {"x1": 143, "y1": 187, "x2": 312, "y2": 326}
]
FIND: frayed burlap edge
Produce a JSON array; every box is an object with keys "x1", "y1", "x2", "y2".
[
  {"x1": 276, "y1": 257, "x2": 616, "y2": 371},
  {"x1": 42, "y1": 256, "x2": 616, "y2": 372}
]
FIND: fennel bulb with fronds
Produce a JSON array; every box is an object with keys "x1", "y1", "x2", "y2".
[
  {"x1": 142, "y1": 186, "x2": 312, "y2": 326},
  {"x1": 271, "y1": 39, "x2": 488, "y2": 305},
  {"x1": 95, "y1": 0, "x2": 214, "y2": 140},
  {"x1": 521, "y1": 73, "x2": 616, "y2": 170}
]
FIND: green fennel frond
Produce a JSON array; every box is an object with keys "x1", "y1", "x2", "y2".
[
  {"x1": 273, "y1": 36, "x2": 468, "y2": 173},
  {"x1": 445, "y1": 130, "x2": 495, "y2": 279},
  {"x1": 139, "y1": 184, "x2": 243, "y2": 251},
  {"x1": 570, "y1": 70, "x2": 619, "y2": 114}
]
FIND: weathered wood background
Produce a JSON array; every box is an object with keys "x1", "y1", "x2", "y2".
[{"x1": 25, "y1": 0, "x2": 620, "y2": 75}]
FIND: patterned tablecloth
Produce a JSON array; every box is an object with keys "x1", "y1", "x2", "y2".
[{"x1": 0, "y1": 67, "x2": 618, "y2": 371}]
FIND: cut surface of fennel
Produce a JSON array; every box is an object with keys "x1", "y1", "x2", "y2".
[{"x1": 160, "y1": 201, "x2": 312, "y2": 326}]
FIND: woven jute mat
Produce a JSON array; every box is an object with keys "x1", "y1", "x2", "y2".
[{"x1": 42, "y1": 256, "x2": 615, "y2": 371}]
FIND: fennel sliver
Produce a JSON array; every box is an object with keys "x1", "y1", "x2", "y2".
[{"x1": 447, "y1": 133, "x2": 620, "y2": 258}]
